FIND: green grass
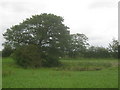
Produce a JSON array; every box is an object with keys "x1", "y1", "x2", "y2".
[
  {"x1": 0, "y1": 56, "x2": 2, "y2": 89},
  {"x1": 2, "y1": 58, "x2": 118, "y2": 88}
]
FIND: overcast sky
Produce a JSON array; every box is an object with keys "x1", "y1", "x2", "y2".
[{"x1": 0, "y1": 0, "x2": 118, "y2": 50}]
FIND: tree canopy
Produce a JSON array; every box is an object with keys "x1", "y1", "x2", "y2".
[
  {"x1": 3, "y1": 13, "x2": 70, "y2": 67},
  {"x1": 3, "y1": 13, "x2": 70, "y2": 57}
]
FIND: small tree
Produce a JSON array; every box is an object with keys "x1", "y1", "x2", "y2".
[
  {"x1": 108, "y1": 39, "x2": 119, "y2": 58},
  {"x1": 67, "y1": 33, "x2": 89, "y2": 58}
]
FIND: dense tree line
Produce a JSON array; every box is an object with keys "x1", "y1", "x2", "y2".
[
  {"x1": 2, "y1": 13, "x2": 119, "y2": 68},
  {"x1": 64, "y1": 38, "x2": 118, "y2": 59}
]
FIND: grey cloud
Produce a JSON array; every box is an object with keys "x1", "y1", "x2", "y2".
[
  {"x1": 0, "y1": 1, "x2": 34, "y2": 13},
  {"x1": 89, "y1": 1, "x2": 117, "y2": 9}
]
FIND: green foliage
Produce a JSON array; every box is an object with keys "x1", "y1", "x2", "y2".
[
  {"x1": 3, "y1": 13, "x2": 118, "y2": 67},
  {"x1": 85, "y1": 46, "x2": 110, "y2": 58},
  {"x1": 42, "y1": 55, "x2": 61, "y2": 67},
  {"x1": 13, "y1": 45, "x2": 42, "y2": 68},
  {"x1": 108, "y1": 39, "x2": 119, "y2": 58},
  {"x1": 3, "y1": 13, "x2": 70, "y2": 67},
  {"x1": 3, "y1": 13, "x2": 70, "y2": 54},
  {"x1": 12, "y1": 44, "x2": 60, "y2": 68},
  {"x1": 66, "y1": 33, "x2": 89, "y2": 58},
  {"x1": 2, "y1": 45, "x2": 13, "y2": 57}
]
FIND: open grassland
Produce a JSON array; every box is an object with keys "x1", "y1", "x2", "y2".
[{"x1": 2, "y1": 58, "x2": 118, "y2": 88}]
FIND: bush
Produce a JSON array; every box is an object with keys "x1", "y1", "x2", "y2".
[
  {"x1": 2, "y1": 45, "x2": 13, "y2": 57},
  {"x1": 13, "y1": 44, "x2": 61, "y2": 68},
  {"x1": 13, "y1": 45, "x2": 42, "y2": 68},
  {"x1": 41, "y1": 54, "x2": 61, "y2": 67}
]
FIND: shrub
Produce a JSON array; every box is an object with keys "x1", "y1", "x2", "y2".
[
  {"x1": 41, "y1": 54, "x2": 61, "y2": 67},
  {"x1": 13, "y1": 45, "x2": 42, "y2": 68},
  {"x1": 2, "y1": 45, "x2": 13, "y2": 57},
  {"x1": 13, "y1": 44, "x2": 61, "y2": 68}
]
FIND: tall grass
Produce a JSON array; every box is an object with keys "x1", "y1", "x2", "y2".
[
  {"x1": 56, "y1": 59, "x2": 118, "y2": 71},
  {"x1": 2, "y1": 58, "x2": 118, "y2": 88}
]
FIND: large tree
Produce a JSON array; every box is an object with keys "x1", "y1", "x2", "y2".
[
  {"x1": 3, "y1": 13, "x2": 70, "y2": 67},
  {"x1": 3, "y1": 13, "x2": 70, "y2": 57}
]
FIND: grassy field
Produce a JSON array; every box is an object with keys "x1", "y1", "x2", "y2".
[{"x1": 2, "y1": 58, "x2": 118, "y2": 88}]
